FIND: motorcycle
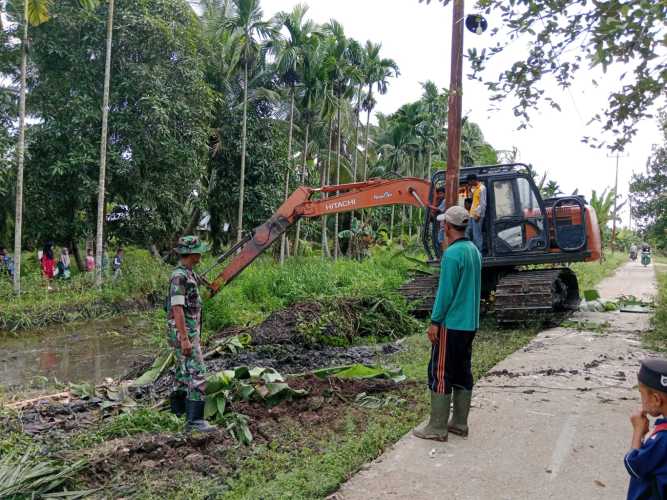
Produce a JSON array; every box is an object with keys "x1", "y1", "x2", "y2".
[
  {"x1": 641, "y1": 251, "x2": 651, "y2": 267},
  {"x1": 630, "y1": 250, "x2": 637, "y2": 261}
]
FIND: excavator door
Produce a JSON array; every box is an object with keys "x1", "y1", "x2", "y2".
[{"x1": 490, "y1": 176, "x2": 549, "y2": 255}]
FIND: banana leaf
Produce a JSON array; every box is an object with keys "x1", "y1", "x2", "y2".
[
  {"x1": 312, "y1": 364, "x2": 406, "y2": 383},
  {"x1": 133, "y1": 350, "x2": 174, "y2": 387}
]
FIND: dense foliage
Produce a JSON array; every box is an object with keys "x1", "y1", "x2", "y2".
[{"x1": 630, "y1": 115, "x2": 667, "y2": 250}]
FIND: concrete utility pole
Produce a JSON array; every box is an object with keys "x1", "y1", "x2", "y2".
[
  {"x1": 445, "y1": 0, "x2": 465, "y2": 210},
  {"x1": 607, "y1": 152, "x2": 628, "y2": 253}
]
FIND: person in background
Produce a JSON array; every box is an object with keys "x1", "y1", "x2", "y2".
[
  {"x1": 86, "y1": 249, "x2": 95, "y2": 272},
  {"x1": 436, "y1": 187, "x2": 446, "y2": 246},
  {"x1": 57, "y1": 247, "x2": 71, "y2": 280},
  {"x1": 0, "y1": 246, "x2": 14, "y2": 278},
  {"x1": 465, "y1": 174, "x2": 486, "y2": 253},
  {"x1": 40, "y1": 242, "x2": 56, "y2": 289},
  {"x1": 112, "y1": 248, "x2": 123, "y2": 280}
]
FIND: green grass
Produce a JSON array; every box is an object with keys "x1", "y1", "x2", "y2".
[
  {"x1": 0, "y1": 248, "x2": 169, "y2": 331},
  {"x1": 69, "y1": 409, "x2": 184, "y2": 449},
  {"x1": 643, "y1": 256, "x2": 667, "y2": 352},
  {"x1": 570, "y1": 251, "x2": 626, "y2": 291},
  {"x1": 204, "y1": 246, "x2": 414, "y2": 331}
]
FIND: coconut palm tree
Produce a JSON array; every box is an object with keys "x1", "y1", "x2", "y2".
[
  {"x1": 224, "y1": 0, "x2": 275, "y2": 243},
  {"x1": 361, "y1": 42, "x2": 399, "y2": 183},
  {"x1": 270, "y1": 4, "x2": 315, "y2": 264}
]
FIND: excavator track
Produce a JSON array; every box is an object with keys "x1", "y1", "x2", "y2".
[
  {"x1": 494, "y1": 268, "x2": 580, "y2": 324},
  {"x1": 399, "y1": 267, "x2": 580, "y2": 325},
  {"x1": 398, "y1": 272, "x2": 440, "y2": 317}
]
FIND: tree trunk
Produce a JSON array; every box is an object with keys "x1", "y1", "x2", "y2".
[
  {"x1": 321, "y1": 116, "x2": 333, "y2": 259},
  {"x1": 183, "y1": 206, "x2": 201, "y2": 236},
  {"x1": 408, "y1": 155, "x2": 413, "y2": 240},
  {"x1": 94, "y1": 0, "x2": 114, "y2": 287},
  {"x1": 349, "y1": 85, "x2": 362, "y2": 230},
  {"x1": 12, "y1": 0, "x2": 28, "y2": 294},
  {"x1": 293, "y1": 123, "x2": 309, "y2": 256},
  {"x1": 280, "y1": 89, "x2": 295, "y2": 265},
  {"x1": 361, "y1": 98, "x2": 372, "y2": 224},
  {"x1": 149, "y1": 244, "x2": 161, "y2": 259},
  {"x1": 236, "y1": 56, "x2": 249, "y2": 243},
  {"x1": 71, "y1": 240, "x2": 85, "y2": 272},
  {"x1": 390, "y1": 205, "x2": 395, "y2": 241},
  {"x1": 334, "y1": 103, "x2": 342, "y2": 260}
]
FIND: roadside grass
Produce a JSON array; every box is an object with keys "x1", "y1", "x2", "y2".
[
  {"x1": 570, "y1": 251, "x2": 626, "y2": 291},
  {"x1": 643, "y1": 255, "x2": 667, "y2": 352}
]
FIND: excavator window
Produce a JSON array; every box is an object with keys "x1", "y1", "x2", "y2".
[{"x1": 491, "y1": 176, "x2": 548, "y2": 254}]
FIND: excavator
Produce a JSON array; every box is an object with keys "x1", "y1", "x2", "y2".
[{"x1": 207, "y1": 163, "x2": 602, "y2": 324}]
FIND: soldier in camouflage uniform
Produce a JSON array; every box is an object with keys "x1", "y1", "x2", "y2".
[{"x1": 167, "y1": 235, "x2": 216, "y2": 433}]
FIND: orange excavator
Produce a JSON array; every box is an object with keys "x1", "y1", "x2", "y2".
[{"x1": 207, "y1": 163, "x2": 602, "y2": 323}]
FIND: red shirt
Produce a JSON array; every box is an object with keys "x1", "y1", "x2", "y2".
[{"x1": 41, "y1": 256, "x2": 55, "y2": 279}]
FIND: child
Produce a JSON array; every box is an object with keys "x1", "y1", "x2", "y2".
[
  {"x1": 112, "y1": 248, "x2": 123, "y2": 280},
  {"x1": 625, "y1": 358, "x2": 667, "y2": 500},
  {"x1": 86, "y1": 249, "x2": 95, "y2": 272}
]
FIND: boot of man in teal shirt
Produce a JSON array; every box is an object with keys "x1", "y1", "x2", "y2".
[{"x1": 414, "y1": 205, "x2": 482, "y2": 442}]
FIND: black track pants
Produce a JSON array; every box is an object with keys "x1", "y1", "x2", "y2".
[{"x1": 428, "y1": 327, "x2": 476, "y2": 394}]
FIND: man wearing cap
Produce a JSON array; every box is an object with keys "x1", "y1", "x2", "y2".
[
  {"x1": 167, "y1": 235, "x2": 216, "y2": 433},
  {"x1": 414, "y1": 206, "x2": 482, "y2": 442},
  {"x1": 466, "y1": 173, "x2": 486, "y2": 252},
  {"x1": 625, "y1": 358, "x2": 667, "y2": 499}
]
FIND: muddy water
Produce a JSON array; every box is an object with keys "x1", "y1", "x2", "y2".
[{"x1": 0, "y1": 316, "x2": 154, "y2": 389}]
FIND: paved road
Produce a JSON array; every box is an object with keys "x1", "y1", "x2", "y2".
[{"x1": 335, "y1": 261, "x2": 658, "y2": 500}]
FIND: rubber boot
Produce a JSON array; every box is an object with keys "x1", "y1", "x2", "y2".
[
  {"x1": 413, "y1": 391, "x2": 451, "y2": 442},
  {"x1": 185, "y1": 399, "x2": 216, "y2": 433},
  {"x1": 169, "y1": 391, "x2": 186, "y2": 417},
  {"x1": 448, "y1": 388, "x2": 472, "y2": 437}
]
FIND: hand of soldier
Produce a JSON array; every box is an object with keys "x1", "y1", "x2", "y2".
[
  {"x1": 427, "y1": 324, "x2": 440, "y2": 345},
  {"x1": 180, "y1": 335, "x2": 193, "y2": 358}
]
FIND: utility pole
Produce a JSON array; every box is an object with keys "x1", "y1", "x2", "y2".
[
  {"x1": 445, "y1": 0, "x2": 464, "y2": 210},
  {"x1": 607, "y1": 152, "x2": 627, "y2": 253}
]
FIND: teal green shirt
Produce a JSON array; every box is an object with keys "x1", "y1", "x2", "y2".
[{"x1": 430, "y1": 238, "x2": 482, "y2": 331}]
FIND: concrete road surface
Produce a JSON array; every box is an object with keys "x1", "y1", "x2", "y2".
[{"x1": 335, "y1": 261, "x2": 658, "y2": 500}]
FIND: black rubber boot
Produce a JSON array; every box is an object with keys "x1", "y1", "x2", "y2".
[
  {"x1": 448, "y1": 388, "x2": 472, "y2": 437},
  {"x1": 169, "y1": 391, "x2": 186, "y2": 417},
  {"x1": 413, "y1": 391, "x2": 451, "y2": 442},
  {"x1": 185, "y1": 399, "x2": 216, "y2": 433}
]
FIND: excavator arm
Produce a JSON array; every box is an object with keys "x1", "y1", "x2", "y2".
[{"x1": 208, "y1": 177, "x2": 436, "y2": 296}]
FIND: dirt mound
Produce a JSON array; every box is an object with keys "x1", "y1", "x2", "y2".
[
  {"x1": 85, "y1": 377, "x2": 413, "y2": 495},
  {"x1": 250, "y1": 302, "x2": 323, "y2": 345}
]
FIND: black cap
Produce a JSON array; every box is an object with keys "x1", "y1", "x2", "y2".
[
  {"x1": 638, "y1": 358, "x2": 667, "y2": 393},
  {"x1": 466, "y1": 174, "x2": 478, "y2": 182}
]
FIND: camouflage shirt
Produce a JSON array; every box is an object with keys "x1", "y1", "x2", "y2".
[{"x1": 168, "y1": 265, "x2": 202, "y2": 336}]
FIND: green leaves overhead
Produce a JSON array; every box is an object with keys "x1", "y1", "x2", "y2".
[{"x1": 464, "y1": 0, "x2": 666, "y2": 151}]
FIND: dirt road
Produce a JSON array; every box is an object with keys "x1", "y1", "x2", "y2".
[{"x1": 336, "y1": 260, "x2": 657, "y2": 500}]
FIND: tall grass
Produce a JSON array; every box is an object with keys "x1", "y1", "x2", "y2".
[
  {"x1": 204, "y1": 247, "x2": 414, "y2": 331},
  {"x1": 644, "y1": 257, "x2": 667, "y2": 352},
  {"x1": 0, "y1": 248, "x2": 169, "y2": 331}
]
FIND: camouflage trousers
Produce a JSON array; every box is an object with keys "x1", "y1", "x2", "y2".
[{"x1": 168, "y1": 326, "x2": 207, "y2": 401}]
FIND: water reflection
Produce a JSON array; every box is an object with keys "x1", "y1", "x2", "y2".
[{"x1": 0, "y1": 316, "x2": 153, "y2": 388}]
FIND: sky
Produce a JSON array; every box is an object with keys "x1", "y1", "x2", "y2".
[{"x1": 191, "y1": 0, "x2": 664, "y2": 228}]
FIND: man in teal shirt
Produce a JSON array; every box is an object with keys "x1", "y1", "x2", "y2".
[{"x1": 414, "y1": 206, "x2": 482, "y2": 442}]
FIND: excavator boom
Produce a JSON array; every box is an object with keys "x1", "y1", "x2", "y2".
[{"x1": 208, "y1": 178, "x2": 435, "y2": 295}]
